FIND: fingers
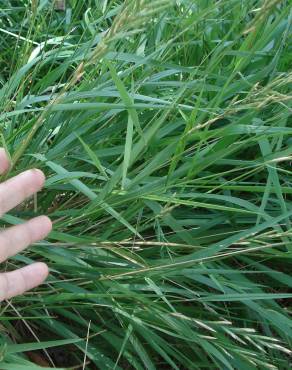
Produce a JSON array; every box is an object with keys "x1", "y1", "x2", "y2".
[
  {"x1": 0, "y1": 148, "x2": 10, "y2": 174},
  {"x1": 0, "y1": 216, "x2": 52, "y2": 263},
  {"x1": 0, "y1": 169, "x2": 45, "y2": 217},
  {"x1": 0, "y1": 262, "x2": 48, "y2": 301},
  {"x1": 0, "y1": 216, "x2": 51, "y2": 301},
  {"x1": 0, "y1": 151, "x2": 50, "y2": 302}
]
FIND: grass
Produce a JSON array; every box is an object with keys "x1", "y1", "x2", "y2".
[{"x1": 0, "y1": 0, "x2": 291, "y2": 369}]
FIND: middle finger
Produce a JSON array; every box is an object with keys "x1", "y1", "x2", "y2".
[
  {"x1": 0, "y1": 169, "x2": 45, "y2": 217},
  {"x1": 0, "y1": 216, "x2": 52, "y2": 263}
]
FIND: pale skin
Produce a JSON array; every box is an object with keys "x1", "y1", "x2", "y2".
[{"x1": 0, "y1": 148, "x2": 52, "y2": 302}]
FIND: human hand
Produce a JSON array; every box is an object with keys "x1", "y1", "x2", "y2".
[{"x1": 0, "y1": 149, "x2": 52, "y2": 302}]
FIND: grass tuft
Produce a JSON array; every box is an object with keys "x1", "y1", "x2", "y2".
[{"x1": 0, "y1": 0, "x2": 291, "y2": 369}]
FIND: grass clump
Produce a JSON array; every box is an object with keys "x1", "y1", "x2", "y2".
[{"x1": 0, "y1": 0, "x2": 291, "y2": 369}]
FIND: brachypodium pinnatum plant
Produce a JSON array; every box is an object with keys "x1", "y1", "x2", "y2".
[{"x1": 0, "y1": 0, "x2": 291, "y2": 369}]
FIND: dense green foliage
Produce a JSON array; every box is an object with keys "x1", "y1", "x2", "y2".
[{"x1": 0, "y1": 0, "x2": 291, "y2": 369}]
